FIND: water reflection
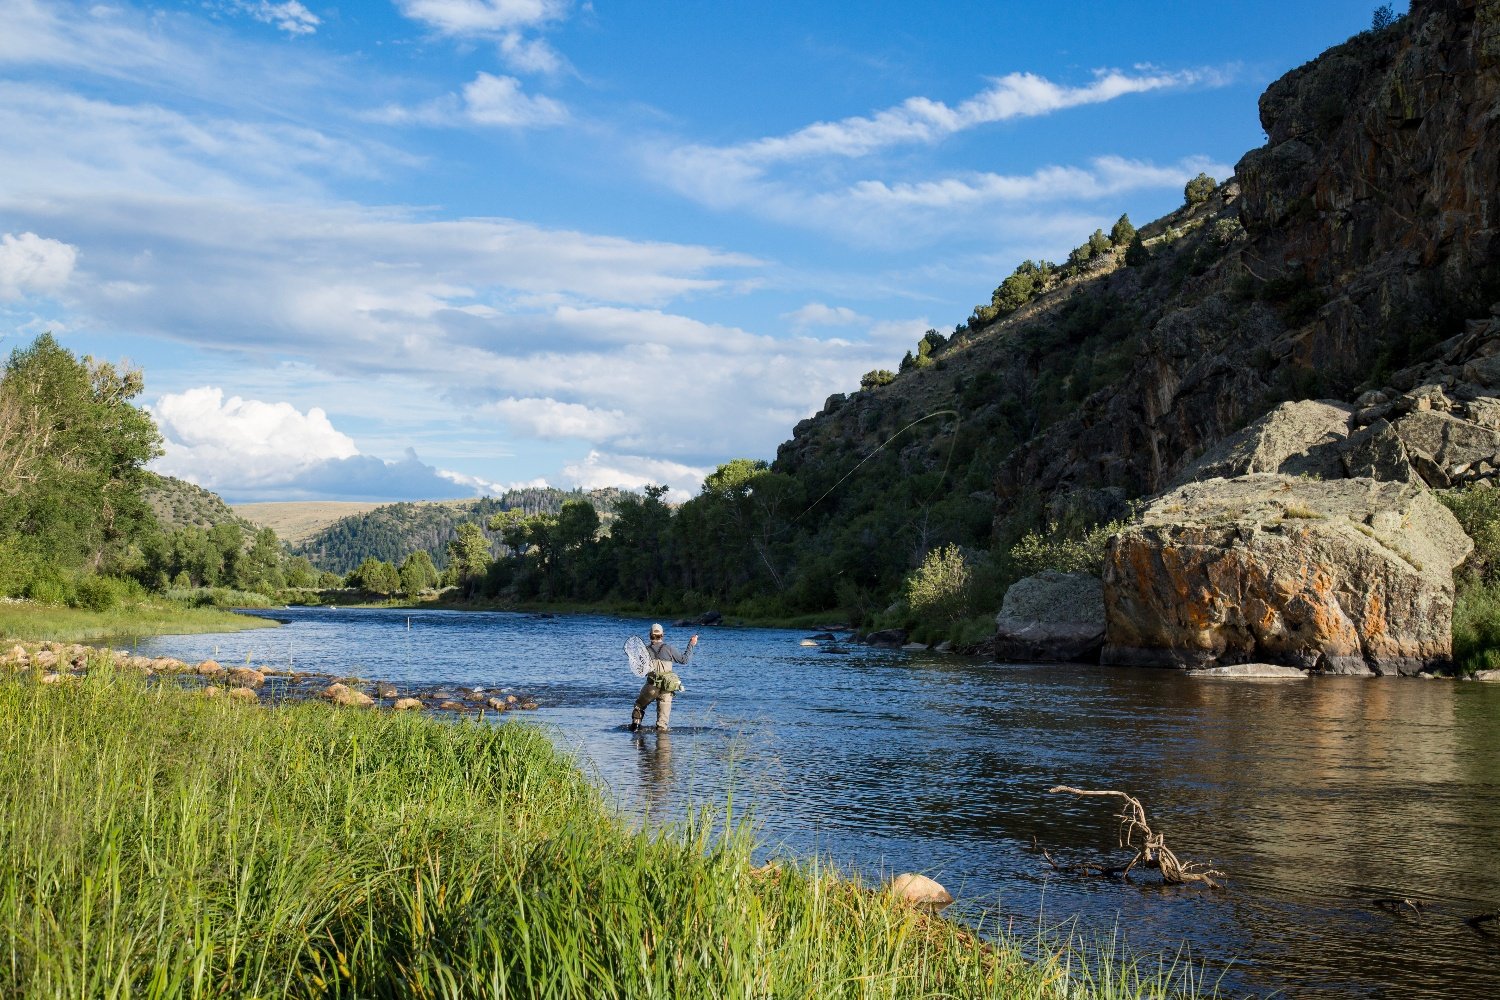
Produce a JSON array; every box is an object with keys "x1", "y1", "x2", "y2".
[{"x1": 132, "y1": 609, "x2": 1500, "y2": 999}]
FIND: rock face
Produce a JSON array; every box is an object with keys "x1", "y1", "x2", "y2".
[
  {"x1": 992, "y1": 571, "x2": 1106, "y2": 662},
  {"x1": 1103, "y1": 475, "x2": 1472, "y2": 675},
  {"x1": 1173, "y1": 400, "x2": 1354, "y2": 485}
]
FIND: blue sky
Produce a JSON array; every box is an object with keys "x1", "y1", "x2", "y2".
[{"x1": 0, "y1": 0, "x2": 1390, "y2": 503}]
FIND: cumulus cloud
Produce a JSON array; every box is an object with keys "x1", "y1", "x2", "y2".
[
  {"x1": 148, "y1": 387, "x2": 492, "y2": 502},
  {"x1": 0, "y1": 231, "x2": 77, "y2": 301},
  {"x1": 484, "y1": 398, "x2": 628, "y2": 439},
  {"x1": 561, "y1": 450, "x2": 711, "y2": 501}
]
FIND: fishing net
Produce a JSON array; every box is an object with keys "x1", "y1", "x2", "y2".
[{"x1": 624, "y1": 634, "x2": 651, "y2": 678}]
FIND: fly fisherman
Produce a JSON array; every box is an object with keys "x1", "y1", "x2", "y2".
[{"x1": 630, "y1": 623, "x2": 698, "y2": 733}]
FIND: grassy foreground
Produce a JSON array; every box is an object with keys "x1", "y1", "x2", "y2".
[
  {"x1": 0, "y1": 599, "x2": 275, "y2": 644},
  {"x1": 1, "y1": 667, "x2": 1214, "y2": 999}
]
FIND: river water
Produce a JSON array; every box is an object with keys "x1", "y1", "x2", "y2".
[{"x1": 131, "y1": 607, "x2": 1500, "y2": 999}]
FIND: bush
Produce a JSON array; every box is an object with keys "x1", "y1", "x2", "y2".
[
  {"x1": 70, "y1": 575, "x2": 140, "y2": 612},
  {"x1": 1438, "y1": 485, "x2": 1500, "y2": 583},
  {"x1": 1010, "y1": 516, "x2": 1131, "y2": 576},
  {"x1": 1452, "y1": 580, "x2": 1500, "y2": 674},
  {"x1": 859, "y1": 370, "x2": 896, "y2": 391},
  {"x1": 904, "y1": 544, "x2": 973, "y2": 629}
]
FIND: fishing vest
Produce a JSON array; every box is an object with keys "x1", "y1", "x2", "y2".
[{"x1": 648, "y1": 642, "x2": 684, "y2": 693}]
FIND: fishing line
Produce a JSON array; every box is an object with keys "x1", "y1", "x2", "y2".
[{"x1": 791, "y1": 408, "x2": 963, "y2": 524}]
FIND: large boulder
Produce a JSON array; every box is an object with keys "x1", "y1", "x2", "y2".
[
  {"x1": 1103, "y1": 475, "x2": 1472, "y2": 675},
  {"x1": 992, "y1": 571, "x2": 1106, "y2": 663},
  {"x1": 1172, "y1": 400, "x2": 1353, "y2": 487}
]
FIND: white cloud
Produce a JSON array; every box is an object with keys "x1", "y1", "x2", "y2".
[
  {"x1": 395, "y1": 0, "x2": 569, "y2": 35},
  {"x1": 365, "y1": 72, "x2": 568, "y2": 129},
  {"x1": 499, "y1": 32, "x2": 564, "y2": 75},
  {"x1": 462, "y1": 72, "x2": 568, "y2": 126},
  {"x1": 231, "y1": 2, "x2": 321, "y2": 36},
  {"x1": 484, "y1": 397, "x2": 627, "y2": 439},
  {"x1": 561, "y1": 450, "x2": 710, "y2": 501},
  {"x1": 0, "y1": 231, "x2": 77, "y2": 301},
  {"x1": 147, "y1": 387, "x2": 495, "y2": 502},
  {"x1": 648, "y1": 66, "x2": 1234, "y2": 245},
  {"x1": 781, "y1": 302, "x2": 866, "y2": 329},
  {"x1": 150, "y1": 387, "x2": 358, "y2": 483}
]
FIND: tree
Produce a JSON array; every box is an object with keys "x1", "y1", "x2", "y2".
[
  {"x1": 859, "y1": 370, "x2": 896, "y2": 391},
  {"x1": 1371, "y1": 4, "x2": 1396, "y2": 30},
  {"x1": 350, "y1": 556, "x2": 399, "y2": 595},
  {"x1": 236, "y1": 527, "x2": 285, "y2": 594},
  {"x1": 1124, "y1": 234, "x2": 1151, "y2": 267},
  {"x1": 1110, "y1": 214, "x2": 1136, "y2": 246},
  {"x1": 1183, "y1": 172, "x2": 1217, "y2": 206},
  {"x1": 285, "y1": 555, "x2": 320, "y2": 589},
  {"x1": 0, "y1": 333, "x2": 161, "y2": 589},
  {"x1": 991, "y1": 260, "x2": 1053, "y2": 315},
  {"x1": 446, "y1": 521, "x2": 492, "y2": 597},
  {"x1": 1087, "y1": 228, "x2": 1112, "y2": 256},
  {"x1": 399, "y1": 550, "x2": 440, "y2": 594}
]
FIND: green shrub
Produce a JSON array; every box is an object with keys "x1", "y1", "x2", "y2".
[
  {"x1": 1452, "y1": 580, "x2": 1500, "y2": 674},
  {"x1": 69, "y1": 575, "x2": 140, "y2": 612},
  {"x1": 1438, "y1": 485, "x2": 1500, "y2": 583},
  {"x1": 858, "y1": 369, "x2": 896, "y2": 391},
  {"x1": 904, "y1": 544, "x2": 973, "y2": 629},
  {"x1": 1010, "y1": 516, "x2": 1131, "y2": 576}
]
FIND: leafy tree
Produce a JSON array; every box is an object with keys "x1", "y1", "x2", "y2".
[
  {"x1": 350, "y1": 556, "x2": 399, "y2": 595},
  {"x1": 1110, "y1": 214, "x2": 1137, "y2": 246},
  {"x1": 447, "y1": 521, "x2": 492, "y2": 597},
  {"x1": 1183, "y1": 172, "x2": 1217, "y2": 206},
  {"x1": 236, "y1": 527, "x2": 285, "y2": 594},
  {"x1": 0, "y1": 333, "x2": 161, "y2": 591},
  {"x1": 859, "y1": 370, "x2": 896, "y2": 391},
  {"x1": 285, "y1": 555, "x2": 320, "y2": 589},
  {"x1": 398, "y1": 550, "x2": 440, "y2": 594}
]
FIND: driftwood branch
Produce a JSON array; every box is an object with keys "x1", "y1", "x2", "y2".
[{"x1": 1044, "y1": 785, "x2": 1224, "y2": 889}]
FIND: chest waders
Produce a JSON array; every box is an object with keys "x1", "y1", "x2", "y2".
[{"x1": 632, "y1": 651, "x2": 684, "y2": 731}]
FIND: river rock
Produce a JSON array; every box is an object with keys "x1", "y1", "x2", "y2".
[
  {"x1": 2, "y1": 644, "x2": 28, "y2": 669},
  {"x1": 1103, "y1": 474, "x2": 1472, "y2": 675},
  {"x1": 228, "y1": 666, "x2": 265, "y2": 687},
  {"x1": 863, "y1": 628, "x2": 907, "y2": 648},
  {"x1": 375, "y1": 681, "x2": 398, "y2": 698},
  {"x1": 228, "y1": 686, "x2": 259, "y2": 703},
  {"x1": 438, "y1": 700, "x2": 468, "y2": 712},
  {"x1": 1472, "y1": 669, "x2": 1500, "y2": 682},
  {"x1": 322, "y1": 682, "x2": 374, "y2": 708},
  {"x1": 886, "y1": 873, "x2": 953, "y2": 910},
  {"x1": 196, "y1": 659, "x2": 225, "y2": 677},
  {"x1": 486, "y1": 697, "x2": 509, "y2": 712},
  {"x1": 992, "y1": 571, "x2": 1106, "y2": 663},
  {"x1": 392, "y1": 697, "x2": 424, "y2": 710},
  {"x1": 1188, "y1": 663, "x2": 1309, "y2": 679}
]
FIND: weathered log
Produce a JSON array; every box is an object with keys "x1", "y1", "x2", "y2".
[{"x1": 1043, "y1": 785, "x2": 1224, "y2": 889}]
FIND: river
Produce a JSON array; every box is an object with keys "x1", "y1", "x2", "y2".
[{"x1": 130, "y1": 607, "x2": 1500, "y2": 999}]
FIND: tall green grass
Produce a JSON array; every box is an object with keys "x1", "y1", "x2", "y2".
[
  {"x1": 1, "y1": 667, "x2": 1217, "y2": 998},
  {"x1": 0, "y1": 599, "x2": 275, "y2": 644}
]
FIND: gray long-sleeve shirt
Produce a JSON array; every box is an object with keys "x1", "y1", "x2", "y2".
[{"x1": 647, "y1": 639, "x2": 693, "y2": 665}]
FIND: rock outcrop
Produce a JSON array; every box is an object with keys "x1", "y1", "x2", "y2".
[
  {"x1": 1103, "y1": 475, "x2": 1472, "y2": 675},
  {"x1": 992, "y1": 571, "x2": 1106, "y2": 662}
]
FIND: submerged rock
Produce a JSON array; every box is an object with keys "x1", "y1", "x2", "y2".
[
  {"x1": 392, "y1": 697, "x2": 424, "y2": 710},
  {"x1": 992, "y1": 571, "x2": 1106, "y2": 663},
  {"x1": 322, "y1": 682, "x2": 374, "y2": 708},
  {"x1": 1103, "y1": 474, "x2": 1471, "y2": 675},
  {"x1": 1188, "y1": 663, "x2": 1309, "y2": 679}
]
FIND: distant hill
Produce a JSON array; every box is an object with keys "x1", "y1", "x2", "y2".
[
  {"x1": 144, "y1": 475, "x2": 257, "y2": 537},
  {"x1": 235, "y1": 501, "x2": 388, "y2": 546},
  {"x1": 289, "y1": 488, "x2": 626, "y2": 575}
]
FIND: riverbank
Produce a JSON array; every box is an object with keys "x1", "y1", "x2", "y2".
[
  {"x1": 0, "y1": 597, "x2": 276, "y2": 644},
  {"x1": 0, "y1": 666, "x2": 1214, "y2": 998}
]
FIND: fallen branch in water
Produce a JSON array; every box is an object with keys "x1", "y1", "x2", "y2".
[
  {"x1": 1464, "y1": 911, "x2": 1498, "y2": 933},
  {"x1": 1044, "y1": 785, "x2": 1224, "y2": 889}
]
